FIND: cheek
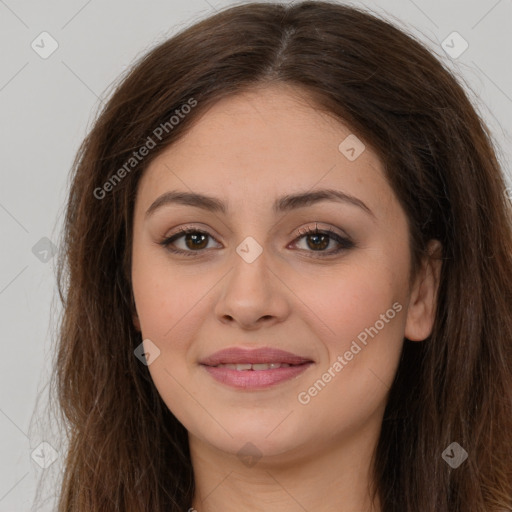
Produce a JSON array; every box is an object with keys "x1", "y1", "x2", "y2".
[
  {"x1": 131, "y1": 244, "x2": 190, "y2": 345},
  {"x1": 300, "y1": 258, "x2": 406, "y2": 348},
  {"x1": 131, "y1": 254, "x2": 206, "y2": 418},
  {"x1": 292, "y1": 267, "x2": 406, "y2": 437},
  {"x1": 131, "y1": 249, "x2": 227, "y2": 372},
  {"x1": 295, "y1": 256, "x2": 408, "y2": 408}
]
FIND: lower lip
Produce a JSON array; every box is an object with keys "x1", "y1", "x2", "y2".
[{"x1": 201, "y1": 363, "x2": 313, "y2": 389}]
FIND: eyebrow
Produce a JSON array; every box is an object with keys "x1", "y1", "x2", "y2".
[{"x1": 145, "y1": 188, "x2": 375, "y2": 219}]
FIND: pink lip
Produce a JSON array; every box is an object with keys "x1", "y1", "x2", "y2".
[
  {"x1": 202, "y1": 364, "x2": 313, "y2": 389},
  {"x1": 199, "y1": 347, "x2": 314, "y2": 390},
  {"x1": 199, "y1": 347, "x2": 313, "y2": 366}
]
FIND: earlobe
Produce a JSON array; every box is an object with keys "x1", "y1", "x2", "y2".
[{"x1": 404, "y1": 239, "x2": 443, "y2": 342}]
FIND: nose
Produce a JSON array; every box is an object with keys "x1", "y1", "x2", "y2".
[{"x1": 213, "y1": 247, "x2": 291, "y2": 331}]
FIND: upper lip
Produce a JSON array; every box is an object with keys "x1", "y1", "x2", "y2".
[{"x1": 199, "y1": 347, "x2": 313, "y2": 366}]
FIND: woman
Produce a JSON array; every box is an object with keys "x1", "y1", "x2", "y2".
[{"x1": 49, "y1": 1, "x2": 512, "y2": 510}]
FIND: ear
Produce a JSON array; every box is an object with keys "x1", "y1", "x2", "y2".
[{"x1": 404, "y1": 239, "x2": 443, "y2": 342}]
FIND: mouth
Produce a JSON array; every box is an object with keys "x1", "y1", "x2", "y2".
[
  {"x1": 199, "y1": 346, "x2": 313, "y2": 366},
  {"x1": 199, "y1": 347, "x2": 314, "y2": 389},
  {"x1": 208, "y1": 362, "x2": 302, "y2": 370}
]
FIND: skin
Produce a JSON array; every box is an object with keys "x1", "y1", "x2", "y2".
[{"x1": 131, "y1": 84, "x2": 442, "y2": 512}]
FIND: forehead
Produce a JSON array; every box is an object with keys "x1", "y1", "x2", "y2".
[{"x1": 136, "y1": 85, "x2": 395, "y2": 219}]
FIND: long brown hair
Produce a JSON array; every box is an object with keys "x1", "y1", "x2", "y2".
[{"x1": 46, "y1": 1, "x2": 512, "y2": 510}]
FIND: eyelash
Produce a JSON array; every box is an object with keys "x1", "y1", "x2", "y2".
[{"x1": 159, "y1": 224, "x2": 355, "y2": 258}]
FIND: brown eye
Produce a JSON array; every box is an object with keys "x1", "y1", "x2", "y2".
[
  {"x1": 304, "y1": 232, "x2": 330, "y2": 251},
  {"x1": 292, "y1": 226, "x2": 355, "y2": 256},
  {"x1": 182, "y1": 232, "x2": 209, "y2": 250},
  {"x1": 160, "y1": 228, "x2": 220, "y2": 256}
]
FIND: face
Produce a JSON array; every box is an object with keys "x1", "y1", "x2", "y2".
[{"x1": 131, "y1": 84, "x2": 439, "y2": 463}]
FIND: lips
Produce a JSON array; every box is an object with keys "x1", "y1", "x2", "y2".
[
  {"x1": 199, "y1": 347, "x2": 314, "y2": 389},
  {"x1": 199, "y1": 347, "x2": 313, "y2": 367}
]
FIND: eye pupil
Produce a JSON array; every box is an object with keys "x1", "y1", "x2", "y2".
[
  {"x1": 307, "y1": 234, "x2": 329, "y2": 251},
  {"x1": 186, "y1": 233, "x2": 208, "y2": 250}
]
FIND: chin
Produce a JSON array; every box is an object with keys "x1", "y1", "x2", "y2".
[{"x1": 190, "y1": 414, "x2": 311, "y2": 461}]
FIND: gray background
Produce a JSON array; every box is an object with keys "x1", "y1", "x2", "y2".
[{"x1": 0, "y1": 0, "x2": 511, "y2": 510}]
